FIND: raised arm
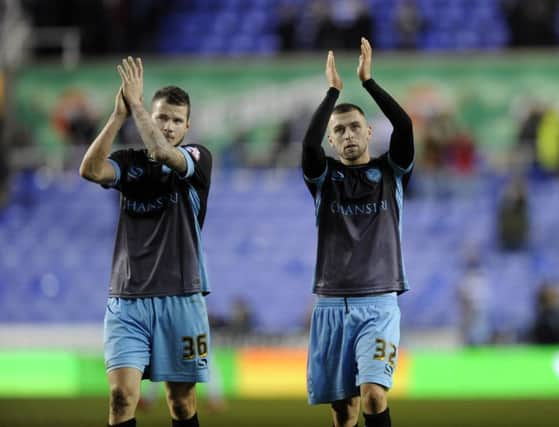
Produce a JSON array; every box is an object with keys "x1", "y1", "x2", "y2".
[
  {"x1": 302, "y1": 51, "x2": 342, "y2": 179},
  {"x1": 79, "y1": 87, "x2": 128, "y2": 185},
  {"x1": 117, "y1": 57, "x2": 187, "y2": 173},
  {"x1": 358, "y1": 38, "x2": 414, "y2": 170}
]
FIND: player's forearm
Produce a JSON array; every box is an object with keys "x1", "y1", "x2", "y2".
[
  {"x1": 303, "y1": 87, "x2": 339, "y2": 150},
  {"x1": 302, "y1": 87, "x2": 338, "y2": 177},
  {"x1": 79, "y1": 113, "x2": 124, "y2": 179},
  {"x1": 363, "y1": 79, "x2": 414, "y2": 167},
  {"x1": 129, "y1": 102, "x2": 169, "y2": 159},
  {"x1": 363, "y1": 79, "x2": 412, "y2": 135}
]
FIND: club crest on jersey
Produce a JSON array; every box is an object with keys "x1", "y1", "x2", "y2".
[
  {"x1": 127, "y1": 166, "x2": 144, "y2": 180},
  {"x1": 186, "y1": 146, "x2": 201, "y2": 162},
  {"x1": 331, "y1": 170, "x2": 345, "y2": 181},
  {"x1": 365, "y1": 168, "x2": 382, "y2": 183}
]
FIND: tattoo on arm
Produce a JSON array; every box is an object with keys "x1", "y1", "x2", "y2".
[{"x1": 130, "y1": 104, "x2": 167, "y2": 155}]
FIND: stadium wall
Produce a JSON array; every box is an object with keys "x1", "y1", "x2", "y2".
[
  {"x1": 14, "y1": 53, "x2": 559, "y2": 164},
  {"x1": 1, "y1": 346, "x2": 558, "y2": 399}
]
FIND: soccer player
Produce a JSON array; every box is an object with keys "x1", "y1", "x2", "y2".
[
  {"x1": 79, "y1": 57, "x2": 212, "y2": 427},
  {"x1": 302, "y1": 38, "x2": 414, "y2": 427}
]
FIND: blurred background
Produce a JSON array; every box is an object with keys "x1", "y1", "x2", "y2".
[{"x1": 1, "y1": 0, "x2": 559, "y2": 426}]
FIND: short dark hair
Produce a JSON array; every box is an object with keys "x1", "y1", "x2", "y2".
[
  {"x1": 332, "y1": 103, "x2": 366, "y2": 118},
  {"x1": 152, "y1": 86, "x2": 191, "y2": 120}
]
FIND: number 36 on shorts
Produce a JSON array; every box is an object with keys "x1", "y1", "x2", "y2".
[{"x1": 182, "y1": 334, "x2": 208, "y2": 360}]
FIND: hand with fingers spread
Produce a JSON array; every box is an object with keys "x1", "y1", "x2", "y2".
[
  {"x1": 117, "y1": 56, "x2": 144, "y2": 107},
  {"x1": 325, "y1": 50, "x2": 343, "y2": 91},
  {"x1": 357, "y1": 37, "x2": 373, "y2": 82}
]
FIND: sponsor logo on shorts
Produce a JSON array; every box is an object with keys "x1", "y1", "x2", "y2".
[{"x1": 384, "y1": 364, "x2": 394, "y2": 376}]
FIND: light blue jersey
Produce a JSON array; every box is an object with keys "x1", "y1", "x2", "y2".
[
  {"x1": 307, "y1": 293, "x2": 400, "y2": 404},
  {"x1": 104, "y1": 294, "x2": 210, "y2": 383}
]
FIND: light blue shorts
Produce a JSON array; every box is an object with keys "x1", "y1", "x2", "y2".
[
  {"x1": 104, "y1": 294, "x2": 210, "y2": 383},
  {"x1": 307, "y1": 293, "x2": 400, "y2": 405}
]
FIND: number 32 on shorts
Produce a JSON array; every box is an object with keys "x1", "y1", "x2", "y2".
[{"x1": 373, "y1": 338, "x2": 397, "y2": 368}]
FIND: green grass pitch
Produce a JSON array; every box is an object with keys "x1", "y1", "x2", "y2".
[{"x1": 1, "y1": 398, "x2": 558, "y2": 427}]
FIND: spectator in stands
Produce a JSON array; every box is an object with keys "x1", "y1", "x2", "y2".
[
  {"x1": 516, "y1": 101, "x2": 546, "y2": 174},
  {"x1": 108, "y1": 0, "x2": 164, "y2": 53},
  {"x1": 394, "y1": 0, "x2": 425, "y2": 50},
  {"x1": 310, "y1": 0, "x2": 342, "y2": 50},
  {"x1": 501, "y1": 0, "x2": 558, "y2": 47},
  {"x1": 446, "y1": 129, "x2": 477, "y2": 176},
  {"x1": 535, "y1": 107, "x2": 559, "y2": 176},
  {"x1": 457, "y1": 248, "x2": 492, "y2": 346},
  {"x1": 269, "y1": 109, "x2": 311, "y2": 168},
  {"x1": 220, "y1": 130, "x2": 250, "y2": 168},
  {"x1": 529, "y1": 281, "x2": 559, "y2": 344},
  {"x1": 277, "y1": 3, "x2": 299, "y2": 52},
  {"x1": 52, "y1": 88, "x2": 99, "y2": 147},
  {"x1": 271, "y1": 118, "x2": 295, "y2": 167},
  {"x1": 310, "y1": 0, "x2": 373, "y2": 51},
  {"x1": 335, "y1": 0, "x2": 374, "y2": 50},
  {"x1": 51, "y1": 88, "x2": 100, "y2": 170},
  {"x1": 497, "y1": 175, "x2": 529, "y2": 251},
  {"x1": 416, "y1": 111, "x2": 454, "y2": 197},
  {"x1": 417, "y1": 108, "x2": 479, "y2": 196},
  {"x1": 229, "y1": 297, "x2": 254, "y2": 335},
  {"x1": 421, "y1": 125, "x2": 446, "y2": 171}
]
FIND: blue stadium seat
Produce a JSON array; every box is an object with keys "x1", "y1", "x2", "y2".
[
  {"x1": 1, "y1": 169, "x2": 559, "y2": 334},
  {"x1": 154, "y1": 0, "x2": 517, "y2": 54}
]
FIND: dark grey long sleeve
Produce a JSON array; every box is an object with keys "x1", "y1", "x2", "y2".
[
  {"x1": 301, "y1": 87, "x2": 339, "y2": 179},
  {"x1": 362, "y1": 79, "x2": 414, "y2": 169}
]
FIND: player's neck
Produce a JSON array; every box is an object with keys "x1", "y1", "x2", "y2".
[{"x1": 340, "y1": 155, "x2": 371, "y2": 167}]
